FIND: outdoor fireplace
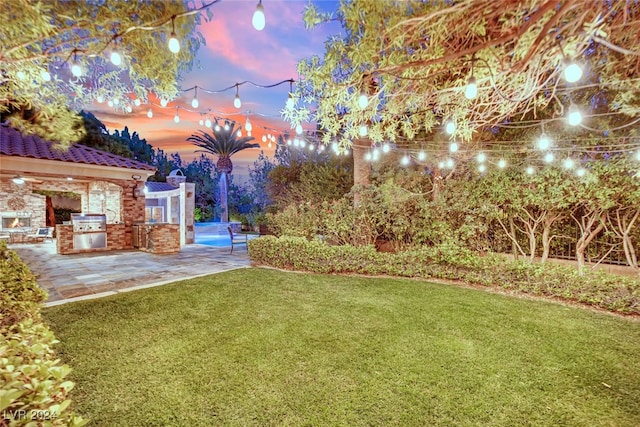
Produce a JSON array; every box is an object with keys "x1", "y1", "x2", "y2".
[{"x1": 1, "y1": 211, "x2": 32, "y2": 229}]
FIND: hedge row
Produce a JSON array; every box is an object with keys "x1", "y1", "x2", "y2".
[
  {"x1": 248, "y1": 236, "x2": 640, "y2": 315},
  {"x1": 0, "y1": 241, "x2": 87, "y2": 426}
]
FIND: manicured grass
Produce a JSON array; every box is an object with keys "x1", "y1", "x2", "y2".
[{"x1": 44, "y1": 269, "x2": 640, "y2": 426}]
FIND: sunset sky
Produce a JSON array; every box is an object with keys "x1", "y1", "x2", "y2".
[{"x1": 91, "y1": 0, "x2": 341, "y2": 177}]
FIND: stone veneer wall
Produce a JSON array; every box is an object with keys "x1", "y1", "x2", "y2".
[
  {"x1": 135, "y1": 223, "x2": 180, "y2": 254},
  {"x1": 56, "y1": 224, "x2": 128, "y2": 255},
  {"x1": 0, "y1": 179, "x2": 46, "y2": 228}
]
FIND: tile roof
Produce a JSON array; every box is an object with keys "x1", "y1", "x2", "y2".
[
  {"x1": 145, "y1": 181, "x2": 178, "y2": 192},
  {"x1": 0, "y1": 123, "x2": 156, "y2": 171}
]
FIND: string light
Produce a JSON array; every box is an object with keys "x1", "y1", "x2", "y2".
[
  {"x1": 478, "y1": 164, "x2": 486, "y2": 173},
  {"x1": 174, "y1": 107, "x2": 180, "y2": 123},
  {"x1": 110, "y1": 49, "x2": 122, "y2": 66},
  {"x1": 365, "y1": 152, "x2": 372, "y2": 162},
  {"x1": 234, "y1": 84, "x2": 242, "y2": 108},
  {"x1": 464, "y1": 76, "x2": 477, "y2": 99},
  {"x1": 147, "y1": 108, "x2": 153, "y2": 118},
  {"x1": 125, "y1": 105, "x2": 132, "y2": 113},
  {"x1": 537, "y1": 133, "x2": 551, "y2": 150},
  {"x1": 563, "y1": 157, "x2": 575, "y2": 169},
  {"x1": 576, "y1": 167, "x2": 586, "y2": 177},
  {"x1": 477, "y1": 152, "x2": 487, "y2": 163},
  {"x1": 526, "y1": 166, "x2": 535, "y2": 175},
  {"x1": 224, "y1": 122, "x2": 230, "y2": 131},
  {"x1": 40, "y1": 69, "x2": 51, "y2": 81},
  {"x1": 191, "y1": 86, "x2": 199, "y2": 108},
  {"x1": 295, "y1": 123, "x2": 303, "y2": 135},
  {"x1": 70, "y1": 51, "x2": 83, "y2": 77},
  {"x1": 215, "y1": 123, "x2": 221, "y2": 131},
  {"x1": 564, "y1": 62, "x2": 583, "y2": 83},
  {"x1": 359, "y1": 125, "x2": 368, "y2": 137},
  {"x1": 418, "y1": 151, "x2": 426, "y2": 161},
  {"x1": 567, "y1": 104, "x2": 582, "y2": 126},
  {"x1": 245, "y1": 117, "x2": 252, "y2": 132},
  {"x1": 107, "y1": 100, "x2": 114, "y2": 107},
  {"x1": 445, "y1": 120, "x2": 455, "y2": 135},
  {"x1": 237, "y1": 129, "x2": 242, "y2": 137},
  {"x1": 160, "y1": 98, "x2": 168, "y2": 107},
  {"x1": 133, "y1": 98, "x2": 141, "y2": 107},
  {"x1": 449, "y1": 141, "x2": 459, "y2": 153},
  {"x1": 401, "y1": 154, "x2": 410, "y2": 166},
  {"x1": 199, "y1": 117, "x2": 204, "y2": 126},
  {"x1": 17, "y1": 71, "x2": 26, "y2": 80},
  {"x1": 358, "y1": 90, "x2": 368, "y2": 109},
  {"x1": 252, "y1": 0, "x2": 265, "y2": 31},
  {"x1": 96, "y1": 94, "x2": 104, "y2": 103},
  {"x1": 205, "y1": 117, "x2": 212, "y2": 128},
  {"x1": 445, "y1": 158, "x2": 455, "y2": 169},
  {"x1": 544, "y1": 152, "x2": 554, "y2": 163},
  {"x1": 168, "y1": 16, "x2": 180, "y2": 54},
  {"x1": 498, "y1": 159, "x2": 507, "y2": 168},
  {"x1": 113, "y1": 98, "x2": 119, "y2": 105}
]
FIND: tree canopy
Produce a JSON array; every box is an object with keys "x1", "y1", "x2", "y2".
[
  {"x1": 286, "y1": 0, "x2": 640, "y2": 151},
  {"x1": 1, "y1": 0, "x2": 216, "y2": 145}
]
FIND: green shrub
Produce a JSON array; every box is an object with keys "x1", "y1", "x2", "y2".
[
  {"x1": 0, "y1": 241, "x2": 87, "y2": 426},
  {"x1": 248, "y1": 237, "x2": 640, "y2": 314}
]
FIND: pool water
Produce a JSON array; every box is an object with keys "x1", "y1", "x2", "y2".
[{"x1": 195, "y1": 234, "x2": 231, "y2": 247}]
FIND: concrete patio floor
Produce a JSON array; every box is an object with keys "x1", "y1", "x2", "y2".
[{"x1": 9, "y1": 240, "x2": 251, "y2": 306}]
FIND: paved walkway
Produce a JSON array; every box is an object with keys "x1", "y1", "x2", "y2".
[{"x1": 9, "y1": 241, "x2": 251, "y2": 306}]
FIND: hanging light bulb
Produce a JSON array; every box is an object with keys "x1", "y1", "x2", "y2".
[
  {"x1": 237, "y1": 129, "x2": 242, "y2": 137},
  {"x1": 464, "y1": 76, "x2": 477, "y2": 99},
  {"x1": 300, "y1": 139, "x2": 306, "y2": 148},
  {"x1": 364, "y1": 152, "x2": 372, "y2": 162},
  {"x1": 576, "y1": 167, "x2": 586, "y2": 177},
  {"x1": 40, "y1": 69, "x2": 51, "y2": 81},
  {"x1": 252, "y1": 0, "x2": 266, "y2": 31},
  {"x1": 438, "y1": 161, "x2": 445, "y2": 169},
  {"x1": 205, "y1": 117, "x2": 212, "y2": 128},
  {"x1": 537, "y1": 133, "x2": 551, "y2": 150},
  {"x1": 199, "y1": 118, "x2": 204, "y2": 126},
  {"x1": 449, "y1": 141, "x2": 459, "y2": 153},
  {"x1": 147, "y1": 108, "x2": 153, "y2": 118},
  {"x1": 478, "y1": 164, "x2": 486, "y2": 173},
  {"x1": 286, "y1": 93, "x2": 294, "y2": 110},
  {"x1": 418, "y1": 151, "x2": 426, "y2": 161},
  {"x1": 358, "y1": 91, "x2": 368, "y2": 109},
  {"x1": 110, "y1": 50, "x2": 122, "y2": 66},
  {"x1": 160, "y1": 98, "x2": 168, "y2": 107},
  {"x1": 544, "y1": 152, "x2": 554, "y2": 163},
  {"x1": 359, "y1": 125, "x2": 368, "y2": 137},
  {"x1": 268, "y1": 141, "x2": 273, "y2": 148},
  {"x1": 445, "y1": 120, "x2": 455, "y2": 135},
  {"x1": 567, "y1": 104, "x2": 582, "y2": 126},
  {"x1": 563, "y1": 62, "x2": 583, "y2": 83},
  {"x1": 445, "y1": 158, "x2": 455, "y2": 169},
  {"x1": 214, "y1": 123, "x2": 220, "y2": 131},
  {"x1": 343, "y1": 149, "x2": 350, "y2": 156},
  {"x1": 245, "y1": 117, "x2": 252, "y2": 132},
  {"x1": 295, "y1": 123, "x2": 303, "y2": 135},
  {"x1": 382, "y1": 143, "x2": 390, "y2": 153},
  {"x1": 96, "y1": 94, "x2": 105, "y2": 103},
  {"x1": 113, "y1": 98, "x2": 120, "y2": 105},
  {"x1": 168, "y1": 17, "x2": 180, "y2": 54},
  {"x1": 372, "y1": 148, "x2": 380, "y2": 161},
  {"x1": 107, "y1": 100, "x2": 114, "y2": 107},
  {"x1": 526, "y1": 166, "x2": 535, "y2": 175},
  {"x1": 262, "y1": 135, "x2": 267, "y2": 143},
  {"x1": 234, "y1": 93, "x2": 241, "y2": 109},
  {"x1": 191, "y1": 88, "x2": 199, "y2": 109},
  {"x1": 477, "y1": 152, "x2": 487, "y2": 163},
  {"x1": 224, "y1": 123, "x2": 230, "y2": 131},
  {"x1": 70, "y1": 52, "x2": 82, "y2": 77},
  {"x1": 563, "y1": 157, "x2": 575, "y2": 169},
  {"x1": 287, "y1": 139, "x2": 292, "y2": 146},
  {"x1": 174, "y1": 108, "x2": 180, "y2": 123},
  {"x1": 498, "y1": 159, "x2": 507, "y2": 169},
  {"x1": 126, "y1": 105, "x2": 133, "y2": 113},
  {"x1": 133, "y1": 98, "x2": 141, "y2": 107},
  {"x1": 401, "y1": 155, "x2": 410, "y2": 166},
  {"x1": 16, "y1": 71, "x2": 26, "y2": 80}
]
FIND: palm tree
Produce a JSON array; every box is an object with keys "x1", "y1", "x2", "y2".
[{"x1": 187, "y1": 121, "x2": 259, "y2": 222}]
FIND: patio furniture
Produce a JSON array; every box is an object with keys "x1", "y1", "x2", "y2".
[
  {"x1": 26, "y1": 227, "x2": 53, "y2": 243},
  {"x1": 227, "y1": 226, "x2": 248, "y2": 254}
]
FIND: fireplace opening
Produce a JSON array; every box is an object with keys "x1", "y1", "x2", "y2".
[{"x1": 1, "y1": 213, "x2": 32, "y2": 229}]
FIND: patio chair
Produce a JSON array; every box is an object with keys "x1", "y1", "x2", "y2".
[
  {"x1": 227, "y1": 226, "x2": 248, "y2": 254},
  {"x1": 26, "y1": 227, "x2": 53, "y2": 243}
]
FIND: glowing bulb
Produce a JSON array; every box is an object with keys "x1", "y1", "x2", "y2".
[
  {"x1": 199, "y1": 118, "x2": 204, "y2": 126},
  {"x1": 358, "y1": 92, "x2": 368, "y2": 109},
  {"x1": 110, "y1": 51, "x2": 122, "y2": 66},
  {"x1": 449, "y1": 141, "x2": 459, "y2": 153},
  {"x1": 563, "y1": 158, "x2": 575, "y2": 169},
  {"x1": 438, "y1": 161, "x2": 445, "y2": 169},
  {"x1": 113, "y1": 98, "x2": 119, "y2": 105},
  {"x1": 477, "y1": 152, "x2": 487, "y2": 163},
  {"x1": 16, "y1": 71, "x2": 26, "y2": 80},
  {"x1": 70, "y1": 62, "x2": 82, "y2": 77},
  {"x1": 262, "y1": 135, "x2": 267, "y2": 143},
  {"x1": 537, "y1": 133, "x2": 551, "y2": 150},
  {"x1": 309, "y1": 144, "x2": 315, "y2": 151},
  {"x1": 287, "y1": 139, "x2": 292, "y2": 146},
  {"x1": 134, "y1": 98, "x2": 141, "y2": 107},
  {"x1": 464, "y1": 76, "x2": 477, "y2": 99},
  {"x1": 96, "y1": 94, "x2": 104, "y2": 103},
  {"x1": 125, "y1": 105, "x2": 132, "y2": 113},
  {"x1": 401, "y1": 155, "x2": 410, "y2": 166},
  {"x1": 286, "y1": 94, "x2": 294, "y2": 110},
  {"x1": 12, "y1": 176, "x2": 25, "y2": 185},
  {"x1": 498, "y1": 159, "x2": 507, "y2": 169},
  {"x1": 343, "y1": 149, "x2": 350, "y2": 156},
  {"x1": 41, "y1": 69, "x2": 51, "y2": 81},
  {"x1": 382, "y1": 143, "x2": 390, "y2": 153},
  {"x1": 544, "y1": 152, "x2": 554, "y2": 163},
  {"x1": 364, "y1": 152, "x2": 372, "y2": 162},
  {"x1": 107, "y1": 100, "x2": 114, "y2": 107},
  {"x1": 372, "y1": 148, "x2": 380, "y2": 161},
  {"x1": 445, "y1": 158, "x2": 454, "y2": 169},
  {"x1": 160, "y1": 99, "x2": 168, "y2": 107},
  {"x1": 478, "y1": 164, "x2": 486, "y2": 173},
  {"x1": 191, "y1": 96, "x2": 199, "y2": 109},
  {"x1": 214, "y1": 123, "x2": 220, "y2": 131},
  {"x1": 224, "y1": 123, "x2": 230, "y2": 131},
  {"x1": 205, "y1": 118, "x2": 212, "y2": 128},
  {"x1": 252, "y1": 0, "x2": 266, "y2": 31},
  {"x1": 418, "y1": 151, "x2": 426, "y2": 161},
  {"x1": 234, "y1": 94, "x2": 241, "y2": 109},
  {"x1": 359, "y1": 125, "x2": 368, "y2": 137},
  {"x1": 237, "y1": 130, "x2": 242, "y2": 137},
  {"x1": 168, "y1": 34, "x2": 180, "y2": 54},
  {"x1": 295, "y1": 123, "x2": 303, "y2": 135},
  {"x1": 300, "y1": 139, "x2": 306, "y2": 148},
  {"x1": 147, "y1": 108, "x2": 153, "y2": 118},
  {"x1": 576, "y1": 167, "x2": 586, "y2": 177},
  {"x1": 245, "y1": 118, "x2": 252, "y2": 132},
  {"x1": 445, "y1": 121, "x2": 455, "y2": 135},
  {"x1": 564, "y1": 62, "x2": 582, "y2": 83},
  {"x1": 567, "y1": 105, "x2": 582, "y2": 126},
  {"x1": 268, "y1": 141, "x2": 272, "y2": 148},
  {"x1": 526, "y1": 166, "x2": 535, "y2": 175},
  {"x1": 174, "y1": 111, "x2": 180, "y2": 123}
]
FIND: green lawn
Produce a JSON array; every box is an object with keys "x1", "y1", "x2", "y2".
[{"x1": 43, "y1": 268, "x2": 640, "y2": 427}]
